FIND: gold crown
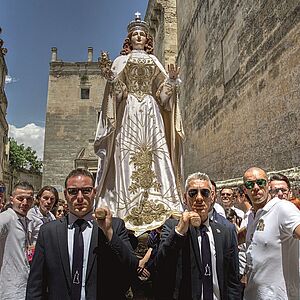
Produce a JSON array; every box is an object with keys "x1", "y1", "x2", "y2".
[{"x1": 127, "y1": 12, "x2": 149, "y2": 34}]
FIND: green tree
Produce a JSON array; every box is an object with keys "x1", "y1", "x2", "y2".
[{"x1": 9, "y1": 138, "x2": 42, "y2": 173}]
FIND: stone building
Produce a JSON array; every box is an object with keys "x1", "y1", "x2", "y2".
[
  {"x1": 0, "y1": 29, "x2": 9, "y2": 184},
  {"x1": 145, "y1": 0, "x2": 178, "y2": 66},
  {"x1": 42, "y1": 47, "x2": 106, "y2": 191},
  {"x1": 146, "y1": 0, "x2": 300, "y2": 188},
  {"x1": 11, "y1": 169, "x2": 42, "y2": 193},
  {"x1": 43, "y1": 1, "x2": 300, "y2": 191}
]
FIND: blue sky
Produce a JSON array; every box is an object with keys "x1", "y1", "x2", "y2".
[{"x1": 1, "y1": 0, "x2": 148, "y2": 157}]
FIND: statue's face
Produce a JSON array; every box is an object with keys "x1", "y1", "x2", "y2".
[{"x1": 130, "y1": 29, "x2": 147, "y2": 50}]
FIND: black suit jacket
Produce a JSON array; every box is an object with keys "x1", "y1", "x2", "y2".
[
  {"x1": 211, "y1": 209, "x2": 239, "y2": 273},
  {"x1": 211, "y1": 209, "x2": 237, "y2": 233},
  {"x1": 26, "y1": 216, "x2": 138, "y2": 300},
  {"x1": 154, "y1": 219, "x2": 240, "y2": 300}
]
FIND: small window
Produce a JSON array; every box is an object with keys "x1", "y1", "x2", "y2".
[{"x1": 81, "y1": 88, "x2": 90, "y2": 99}]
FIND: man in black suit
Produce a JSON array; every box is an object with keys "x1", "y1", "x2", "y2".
[
  {"x1": 155, "y1": 172, "x2": 240, "y2": 300},
  {"x1": 26, "y1": 168, "x2": 138, "y2": 300}
]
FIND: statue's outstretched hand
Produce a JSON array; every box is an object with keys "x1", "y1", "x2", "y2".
[
  {"x1": 168, "y1": 64, "x2": 180, "y2": 80},
  {"x1": 101, "y1": 67, "x2": 115, "y2": 81},
  {"x1": 99, "y1": 51, "x2": 114, "y2": 81}
]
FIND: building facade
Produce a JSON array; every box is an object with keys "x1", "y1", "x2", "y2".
[
  {"x1": 43, "y1": 1, "x2": 300, "y2": 191},
  {"x1": 42, "y1": 47, "x2": 105, "y2": 191},
  {"x1": 0, "y1": 29, "x2": 9, "y2": 185},
  {"x1": 145, "y1": 0, "x2": 178, "y2": 66},
  {"x1": 146, "y1": 0, "x2": 300, "y2": 188}
]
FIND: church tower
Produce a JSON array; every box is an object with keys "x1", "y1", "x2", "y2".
[{"x1": 42, "y1": 47, "x2": 105, "y2": 191}]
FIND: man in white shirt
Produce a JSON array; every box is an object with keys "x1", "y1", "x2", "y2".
[
  {"x1": 27, "y1": 185, "x2": 58, "y2": 244},
  {"x1": 269, "y1": 172, "x2": 292, "y2": 200},
  {"x1": 220, "y1": 187, "x2": 245, "y2": 220},
  {"x1": 0, "y1": 181, "x2": 34, "y2": 300},
  {"x1": 243, "y1": 166, "x2": 300, "y2": 300}
]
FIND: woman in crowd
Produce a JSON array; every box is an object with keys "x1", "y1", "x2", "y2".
[
  {"x1": 52, "y1": 199, "x2": 66, "y2": 219},
  {"x1": 27, "y1": 185, "x2": 59, "y2": 244}
]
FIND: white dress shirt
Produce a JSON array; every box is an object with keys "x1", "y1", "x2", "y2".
[
  {"x1": 213, "y1": 202, "x2": 226, "y2": 218},
  {"x1": 198, "y1": 219, "x2": 221, "y2": 300}
]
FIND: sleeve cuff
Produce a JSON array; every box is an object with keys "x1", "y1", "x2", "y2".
[{"x1": 175, "y1": 227, "x2": 185, "y2": 237}]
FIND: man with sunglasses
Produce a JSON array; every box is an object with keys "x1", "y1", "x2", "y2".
[
  {"x1": 26, "y1": 168, "x2": 138, "y2": 300},
  {"x1": 243, "y1": 167, "x2": 300, "y2": 300},
  {"x1": 220, "y1": 187, "x2": 245, "y2": 220},
  {"x1": 269, "y1": 173, "x2": 292, "y2": 201},
  {"x1": 155, "y1": 172, "x2": 240, "y2": 300}
]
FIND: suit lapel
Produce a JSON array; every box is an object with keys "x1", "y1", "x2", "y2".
[
  {"x1": 57, "y1": 216, "x2": 71, "y2": 290},
  {"x1": 210, "y1": 222, "x2": 224, "y2": 289},
  {"x1": 189, "y1": 225, "x2": 203, "y2": 273},
  {"x1": 86, "y1": 221, "x2": 98, "y2": 282}
]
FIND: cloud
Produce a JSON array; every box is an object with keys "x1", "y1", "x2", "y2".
[
  {"x1": 9, "y1": 123, "x2": 45, "y2": 160},
  {"x1": 5, "y1": 75, "x2": 19, "y2": 84}
]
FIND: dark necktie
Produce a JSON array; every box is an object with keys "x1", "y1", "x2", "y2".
[
  {"x1": 71, "y1": 219, "x2": 87, "y2": 300},
  {"x1": 200, "y1": 225, "x2": 213, "y2": 300}
]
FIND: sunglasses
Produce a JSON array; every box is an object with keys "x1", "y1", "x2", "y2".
[
  {"x1": 188, "y1": 188, "x2": 211, "y2": 198},
  {"x1": 0, "y1": 186, "x2": 6, "y2": 193},
  {"x1": 221, "y1": 192, "x2": 232, "y2": 197},
  {"x1": 270, "y1": 188, "x2": 289, "y2": 195},
  {"x1": 67, "y1": 187, "x2": 93, "y2": 196},
  {"x1": 244, "y1": 179, "x2": 267, "y2": 190}
]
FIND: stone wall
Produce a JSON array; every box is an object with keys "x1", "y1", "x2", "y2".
[
  {"x1": 13, "y1": 170, "x2": 42, "y2": 193},
  {"x1": 145, "y1": 0, "x2": 178, "y2": 67},
  {"x1": 43, "y1": 48, "x2": 105, "y2": 189},
  {"x1": 176, "y1": 0, "x2": 300, "y2": 181}
]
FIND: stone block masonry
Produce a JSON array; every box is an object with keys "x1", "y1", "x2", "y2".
[
  {"x1": 175, "y1": 0, "x2": 300, "y2": 181},
  {"x1": 43, "y1": 48, "x2": 106, "y2": 190}
]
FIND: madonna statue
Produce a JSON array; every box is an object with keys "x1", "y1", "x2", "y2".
[{"x1": 94, "y1": 13, "x2": 185, "y2": 235}]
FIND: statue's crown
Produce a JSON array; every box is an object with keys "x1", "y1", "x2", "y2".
[{"x1": 127, "y1": 12, "x2": 149, "y2": 34}]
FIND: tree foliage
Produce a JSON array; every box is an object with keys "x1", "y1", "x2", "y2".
[{"x1": 9, "y1": 138, "x2": 42, "y2": 173}]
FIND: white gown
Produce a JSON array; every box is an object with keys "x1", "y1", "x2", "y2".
[{"x1": 95, "y1": 50, "x2": 185, "y2": 235}]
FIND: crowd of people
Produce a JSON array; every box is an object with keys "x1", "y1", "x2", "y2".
[
  {"x1": 1, "y1": 12, "x2": 299, "y2": 300},
  {"x1": 0, "y1": 166, "x2": 299, "y2": 299}
]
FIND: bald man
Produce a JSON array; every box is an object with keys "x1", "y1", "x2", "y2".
[{"x1": 243, "y1": 167, "x2": 300, "y2": 300}]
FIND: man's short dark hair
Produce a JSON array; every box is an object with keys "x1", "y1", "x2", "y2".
[
  {"x1": 12, "y1": 181, "x2": 34, "y2": 195},
  {"x1": 236, "y1": 184, "x2": 251, "y2": 202},
  {"x1": 219, "y1": 187, "x2": 233, "y2": 194},
  {"x1": 65, "y1": 168, "x2": 95, "y2": 188},
  {"x1": 269, "y1": 173, "x2": 291, "y2": 189},
  {"x1": 211, "y1": 180, "x2": 217, "y2": 190}
]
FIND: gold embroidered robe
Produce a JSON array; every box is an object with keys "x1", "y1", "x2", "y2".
[{"x1": 94, "y1": 50, "x2": 185, "y2": 235}]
